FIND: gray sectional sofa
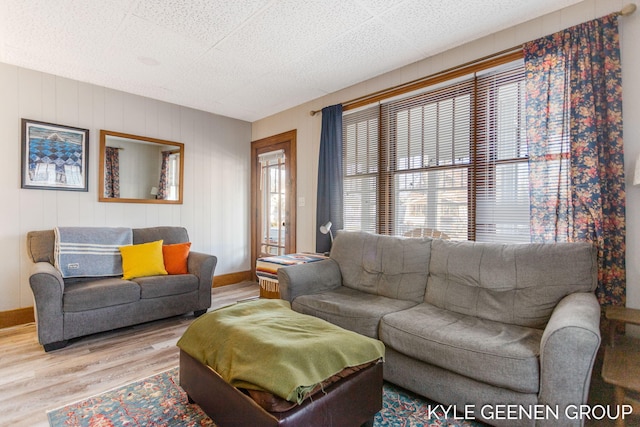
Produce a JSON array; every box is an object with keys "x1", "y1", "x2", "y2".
[
  {"x1": 27, "y1": 226, "x2": 217, "y2": 352},
  {"x1": 278, "y1": 231, "x2": 601, "y2": 427}
]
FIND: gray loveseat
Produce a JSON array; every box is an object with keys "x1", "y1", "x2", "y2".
[
  {"x1": 27, "y1": 226, "x2": 217, "y2": 352},
  {"x1": 278, "y1": 231, "x2": 601, "y2": 427}
]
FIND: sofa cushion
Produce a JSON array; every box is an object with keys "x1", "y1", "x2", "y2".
[
  {"x1": 133, "y1": 226, "x2": 189, "y2": 245},
  {"x1": 27, "y1": 227, "x2": 190, "y2": 266},
  {"x1": 425, "y1": 239, "x2": 596, "y2": 328},
  {"x1": 292, "y1": 286, "x2": 418, "y2": 338},
  {"x1": 331, "y1": 231, "x2": 431, "y2": 303},
  {"x1": 26, "y1": 230, "x2": 55, "y2": 264},
  {"x1": 119, "y1": 240, "x2": 168, "y2": 280},
  {"x1": 380, "y1": 302, "x2": 542, "y2": 393},
  {"x1": 27, "y1": 226, "x2": 189, "y2": 265},
  {"x1": 163, "y1": 242, "x2": 191, "y2": 274},
  {"x1": 134, "y1": 274, "x2": 199, "y2": 299},
  {"x1": 63, "y1": 278, "x2": 140, "y2": 312}
]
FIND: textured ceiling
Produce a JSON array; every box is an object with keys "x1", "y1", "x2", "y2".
[{"x1": 0, "y1": 0, "x2": 583, "y2": 122}]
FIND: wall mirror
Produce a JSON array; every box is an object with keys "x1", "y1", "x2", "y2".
[{"x1": 99, "y1": 130, "x2": 184, "y2": 204}]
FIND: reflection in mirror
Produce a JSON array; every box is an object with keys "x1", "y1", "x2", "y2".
[{"x1": 99, "y1": 130, "x2": 184, "y2": 204}]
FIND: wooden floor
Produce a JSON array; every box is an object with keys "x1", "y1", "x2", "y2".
[
  {"x1": 0, "y1": 281, "x2": 259, "y2": 427},
  {"x1": 0, "y1": 281, "x2": 634, "y2": 427}
]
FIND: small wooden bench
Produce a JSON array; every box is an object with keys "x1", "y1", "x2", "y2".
[{"x1": 602, "y1": 307, "x2": 640, "y2": 427}]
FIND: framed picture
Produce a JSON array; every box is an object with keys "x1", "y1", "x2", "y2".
[{"x1": 21, "y1": 119, "x2": 89, "y2": 191}]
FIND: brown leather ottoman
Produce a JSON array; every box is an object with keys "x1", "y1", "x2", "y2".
[{"x1": 179, "y1": 349, "x2": 383, "y2": 427}]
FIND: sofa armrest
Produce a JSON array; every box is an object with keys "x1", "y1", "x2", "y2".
[
  {"x1": 538, "y1": 292, "x2": 601, "y2": 426},
  {"x1": 278, "y1": 258, "x2": 342, "y2": 302},
  {"x1": 29, "y1": 262, "x2": 65, "y2": 345},
  {"x1": 188, "y1": 251, "x2": 217, "y2": 310}
]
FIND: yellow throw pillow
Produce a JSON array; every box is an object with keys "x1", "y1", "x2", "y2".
[{"x1": 119, "y1": 240, "x2": 168, "y2": 280}]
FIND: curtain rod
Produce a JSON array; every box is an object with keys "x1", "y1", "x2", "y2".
[
  {"x1": 309, "y1": 3, "x2": 637, "y2": 117},
  {"x1": 309, "y1": 47, "x2": 522, "y2": 116}
]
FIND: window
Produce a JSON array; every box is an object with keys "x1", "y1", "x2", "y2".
[
  {"x1": 167, "y1": 153, "x2": 180, "y2": 201},
  {"x1": 259, "y1": 149, "x2": 287, "y2": 255},
  {"x1": 342, "y1": 60, "x2": 532, "y2": 243},
  {"x1": 343, "y1": 106, "x2": 379, "y2": 234}
]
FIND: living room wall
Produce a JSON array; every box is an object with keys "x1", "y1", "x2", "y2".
[
  {"x1": 252, "y1": 0, "x2": 640, "y2": 326},
  {"x1": 0, "y1": 62, "x2": 252, "y2": 313}
]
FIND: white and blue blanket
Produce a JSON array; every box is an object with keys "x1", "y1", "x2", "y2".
[{"x1": 54, "y1": 227, "x2": 132, "y2": 278}]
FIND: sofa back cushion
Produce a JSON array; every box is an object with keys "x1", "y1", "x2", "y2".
[
  {"x1": 27, "y1": 226, "x2": 190, "y2": 266},
  {"x1": 27, "y1": 229, "x2": 56, "y2": 264},
  {"x1": 331, "y1": 231, "x2": 431, "y2": 303},
  {"x1": 425, "y1": 239, "x2": 597, "y2": 328},
  {"x1": 133, "y1": 226, "x2": 189, "y2": 245}
]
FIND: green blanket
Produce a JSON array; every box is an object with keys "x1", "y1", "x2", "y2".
[{"x1": 177, "y1": 299, "x2": 385, "y2": 404}]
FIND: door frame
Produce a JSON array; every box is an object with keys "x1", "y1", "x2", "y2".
[{"x1": 250, "y1": 129, "x2": 297, "y2": 277}]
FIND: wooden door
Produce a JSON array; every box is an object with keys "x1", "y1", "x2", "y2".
[{"x1": 251, "y1": 130, "x2": 297, "y2": 272}]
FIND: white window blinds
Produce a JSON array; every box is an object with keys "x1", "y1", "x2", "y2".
[
  {"x1": 343, "y1": 105, "x2": 379, "y2": 234},
  {"x1": 474, "y1": 63, "x2": 529, "y2": 243},
  {"x1": 342, "y1": 60, "x2": 531, "y2": 243}
]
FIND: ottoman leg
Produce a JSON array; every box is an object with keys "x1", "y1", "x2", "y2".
[{"x1": 361, "y1": 417, "x2": 375, "y2": 427}]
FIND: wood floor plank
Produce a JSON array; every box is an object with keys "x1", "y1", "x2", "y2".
[
  {"x1": 0, "y1": 282, "x2": 259, "y2": 427},
  {"x1": 0, "y1": 281, "x2": 625, "y2": 427}
]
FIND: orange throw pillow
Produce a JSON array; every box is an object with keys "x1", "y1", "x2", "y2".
[{"x1": 162, "y1": 242, "x2": 191, "y2": 275}]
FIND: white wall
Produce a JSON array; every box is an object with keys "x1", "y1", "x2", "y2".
[
  {"x1": 252, "y1": 0, "x2": 640, "y2": 319},
  {"x1": 0, "y1": 62, "x2": 252, "y2": 312}
]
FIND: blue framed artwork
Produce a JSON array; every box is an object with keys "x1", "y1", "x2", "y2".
[{"x1": 21, "y1": 119, "x2": 89, "y2": 191}]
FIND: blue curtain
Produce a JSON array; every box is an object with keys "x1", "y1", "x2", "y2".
[{"x1": 316, "y1": 104, "x2": 343, "y2": 253}]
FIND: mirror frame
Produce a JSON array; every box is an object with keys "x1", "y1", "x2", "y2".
[{"x1": 98, "y1": 130, "x2": 184, "y2": 204}]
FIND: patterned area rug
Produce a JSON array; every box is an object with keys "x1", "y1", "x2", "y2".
[{"x1": 47, "y1": 367, "x2": 484, "y2": 426}]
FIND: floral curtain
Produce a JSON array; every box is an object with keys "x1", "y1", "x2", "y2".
[
  {"x1": 524, "y1": 14, "x2": 625, "y2": 307},
  {"x1": 104, "y1": 147, "x2": 120, "y2": 198},
  {"x1": 157, "y1": 151, "x2": 171, "y2": 200}
]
